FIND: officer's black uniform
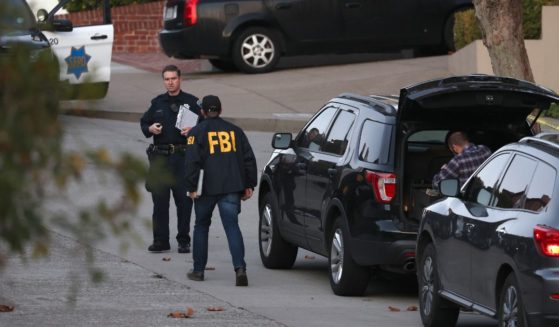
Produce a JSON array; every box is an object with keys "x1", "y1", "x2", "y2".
[{"x1": 140, "y1": 90, "x2": 201, "y2": 250}]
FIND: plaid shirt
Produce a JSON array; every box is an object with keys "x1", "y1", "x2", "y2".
[{"x1": 432, "y1": 143, "x2": 491, "y2": 189}]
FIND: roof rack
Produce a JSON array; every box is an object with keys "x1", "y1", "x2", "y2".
[
  {"x1": 337, "y1": 93, "x2": 397, "y2": 115},
  {"x1": 519, "y1": 133, "x2": 559, "y2": 151}
]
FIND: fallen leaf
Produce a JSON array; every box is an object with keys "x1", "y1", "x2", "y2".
[
  {"x1": 406, "y1": 305, "x2": 418, "y2": 311},
  {"x1": 167, "y1": 307, "x2": 194, "y2": 318},
  {"x1": 207, "y1": 306, "x2": 224, "y2": 312},
  {"x1": 388, "y1": 306, "x2": 401, "y2": 312},
  {"x1": 304, "y1": 255, "x2": 315, "y2": 260},
  {"x1": 0, "y1": 305, "x2": 14, "y2": 312},
  {"x1": 205, "y1": 267, "x2": 216, "y2": 271},
  {"x1": 162, "y1": 257, "x2": 171, "y2": 261}
]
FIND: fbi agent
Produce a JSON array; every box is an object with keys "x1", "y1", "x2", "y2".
[
  {"x1": 184, "y1": 95, "x2": 257, "y2": 286},
  {"x1": 140, "y1": 65, "x2": 201, "y2": 254}
]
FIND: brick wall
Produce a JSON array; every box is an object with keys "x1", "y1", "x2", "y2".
[{"x1": 57, "y1": 1, "x2": 165, "y2": 53}]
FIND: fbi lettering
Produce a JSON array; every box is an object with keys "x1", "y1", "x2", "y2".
[{"x1": 208, "y1": 131, "x2": 236, "y2": 154}]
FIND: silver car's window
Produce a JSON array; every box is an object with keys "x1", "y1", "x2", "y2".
[
  {"x1": 493, "y1": 155, "x2": 537, "y2": 209},
  {"x1": 523, "y1": 162, "x2": 555, "y2": 212},
  {"x1": 464, "y1": 153, "x2": 510, "y2": 205}
]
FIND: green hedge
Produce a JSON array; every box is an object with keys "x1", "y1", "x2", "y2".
[
  {"x1": 454, "y1": 0, "x2": 559, "y2": 50},
  {"x1": 64, "y1": 0, "x2": 160, "y2": 13},
  {"x1": 545, "y1": 103, "x2": 559, "y2": 118}
]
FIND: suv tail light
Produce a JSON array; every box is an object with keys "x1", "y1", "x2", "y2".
[
  {"x1": 365, "y1": 171, "x2": 396, "y2": 204},
  {"x1": 534, "y1": 225, "x2": 559, "y2": 257},
  {"x1": 183, "y1": 0, "x2": 198, "y2": 26}
]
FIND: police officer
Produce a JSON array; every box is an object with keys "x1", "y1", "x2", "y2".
[
  {"x1": 140, "y1": 65, "x2": 201, "y2": 253},
  {"x1": 184, "y1": 95, "x2": 257, "y2": 286}
]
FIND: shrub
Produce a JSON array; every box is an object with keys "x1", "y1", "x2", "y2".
[
  {"x1": 454, "y1": 0, "x2": 559, "y2": 50},
  {"x1": 64, "y1": 0, "x2": 160, "y2": 13},
  {"x1": 545, "y1": 103, "x2": 559, "y2": 118}
]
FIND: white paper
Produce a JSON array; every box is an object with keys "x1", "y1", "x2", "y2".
[
  {"x1": 187, "y1": 169, "x2": 204, "y2": 197},
  {"x1": 175, "y1": 104, "x2": 198, "y2": 130}
]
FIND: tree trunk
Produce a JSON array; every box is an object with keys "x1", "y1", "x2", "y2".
[{"x1": 473, "y1": 0, "x2": 534, "y2": 82}]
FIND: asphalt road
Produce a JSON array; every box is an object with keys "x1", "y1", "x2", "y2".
[{"x1": 1, "y1": 116, "x2": 497, "y2": 327}]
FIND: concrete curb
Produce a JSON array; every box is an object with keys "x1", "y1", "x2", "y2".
[{"x1": 61, "y1": 108, "x2": 307, "y2": 134}]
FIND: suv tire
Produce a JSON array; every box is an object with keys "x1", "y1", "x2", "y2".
[
  {"x1": 418, "y1": 243, "x2": 460, "y2": 327},
  {"x1": 259, "y1": 192, "x2": 298, "y2": 268},
  {"x1": 232, "y1": 27, "x2": 280, "y2": 74},
  {"x1": 328, "y1": 217, "x2": 370, "y2": 296},
  {"x1": 498, "y1": 273, "x2": 527, "y2": 327}
]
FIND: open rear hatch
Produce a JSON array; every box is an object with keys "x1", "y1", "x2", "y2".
[{"x1": 396, "y1": 74, "x2": 559, "y2": 223}]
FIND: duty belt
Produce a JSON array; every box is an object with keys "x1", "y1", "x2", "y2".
[{"x1": 148, "y1": 143, "x2": 187, "y2": 155}]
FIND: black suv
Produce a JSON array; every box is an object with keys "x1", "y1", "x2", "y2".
[
  {"x1": 417, "y1": 133, "x2": 559, "y2": 327},
  {"x1": 159, "y1": 0, "x2": 472, "y2": 74},
  {"x1": 0, "y1": 0, "x2": 51, "y2": 59},
  {"x1": 257, "y1": 75, "x2": 559, "y2": 296}
]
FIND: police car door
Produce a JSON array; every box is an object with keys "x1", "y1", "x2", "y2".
[{"x1": 41, "y1": 0, "x2": 113, "y2": 99}]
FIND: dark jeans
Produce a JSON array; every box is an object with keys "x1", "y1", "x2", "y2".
[
  {"x1": 192, "y1": 193, "x2": 246, "y2": 272},
  {"x1": 150, "y1": 152, "x2": 192, "y2": 245}
]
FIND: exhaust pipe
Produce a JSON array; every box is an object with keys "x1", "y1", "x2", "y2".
[{"x1": 403, "y1": 259, "x2": 416, "y2": 273}]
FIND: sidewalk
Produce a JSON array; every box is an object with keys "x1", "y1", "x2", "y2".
[
  {"x1": 0, "y1": 232, "x2": 284, "y2": 327},
  {"x1": 112, "y1": 52, "x2": 211, "y2": 75}
]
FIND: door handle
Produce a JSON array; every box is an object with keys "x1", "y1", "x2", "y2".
[
  {"x1": 345, "y1": 2, "x2": 361, "y2": 8},
  {"x1": 91, "y1": 34, "x2": 108, "y2": 40},
  {"x1": 496, "y1": 227, "x2": 507, "y2": 240},
  {"x1": 275, "y1": 2, "x2": 292, "y2": 9},
  {"x1": 295, "y1": 162, "x2": 307, "y2": 169},
  {"x1": 327, "y1": 168, "x2": 337, "y2": 177}
]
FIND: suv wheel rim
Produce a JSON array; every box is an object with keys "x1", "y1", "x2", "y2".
[
  {"x1": 502, "y1": 285, "x2": 518, "y2": 327},
  {"x1": 421, "y1": 256, "x2": 434, "y2": 316},
  {"x1": 241, "y1": 34, "x2": 275, "y2": 69},
  {"x1": 330, "y1": 228, "x2": 344, "y2": 284},
  {"x1": 260, "y1": 203, "x2": 273, "y2": 256}
]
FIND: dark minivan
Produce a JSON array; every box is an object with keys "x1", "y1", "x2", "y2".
[
  {"x1": 159, "y1": 0, "x2": 472, "y2": 73},
  {"x1": 418, "y1": 133, "x2": 559, "y2": 327},
  {"x1": 258, "y1": 75, "x2": 559, "y2": 296}
]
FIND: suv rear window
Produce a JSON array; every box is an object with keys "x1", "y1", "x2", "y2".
[{"x1": 358, "y1": 119, "x2": 392, "y2": 165}]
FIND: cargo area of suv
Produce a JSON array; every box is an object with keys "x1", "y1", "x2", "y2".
[{"x1": 258, "y1": 75, "x2": 559, "y2": 296}]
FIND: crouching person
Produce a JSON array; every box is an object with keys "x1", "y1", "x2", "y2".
[{"x1": 184, "y1": 95, "x2": 257, "y2": 286}]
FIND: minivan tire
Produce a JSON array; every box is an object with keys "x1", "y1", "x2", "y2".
[
  {"x1": 232, "y1": 27, "x2": 280, "y2": 74},
  {"x1": 328, "y1": 217, "x2": 370, "y2": 296},
  {"x1": 418, "y1": 243, "x2": 460, "y2": 327},
  {"x1": 259, "y1": 192, "x2": 298, "y2": 268},
  {"x1": 498, "y1": 273, "x2": 527, "y2": 327}
]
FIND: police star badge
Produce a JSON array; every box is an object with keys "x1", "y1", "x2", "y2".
[{"x1": 64, "y1": 46, "x2": 91, "y2": 79}]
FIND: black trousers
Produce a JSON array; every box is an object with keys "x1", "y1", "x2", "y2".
[{"x1": 148, "y1": 152, "x2": 193, "y2": 245}]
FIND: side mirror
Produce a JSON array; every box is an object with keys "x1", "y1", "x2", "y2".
[
  {"x1": 37, "y1": 9, "x2": 49, "y2": 23},
  {"x1": 52, "y1": 19, "x2": 73, "y2": 32},
  {"x1": 272, "y1": 133, "x2": 292, "y2": 149},
  {"x1": 440, "y1": 179, "x2": 459, "y2": 197}
]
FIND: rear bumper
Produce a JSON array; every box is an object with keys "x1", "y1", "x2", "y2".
[
  {"x1": 349, "y1": 237, "x2": 417, "y2": 272},
  {"x1": 523, "y1": 268, "x2": 559, "y2": 324}
]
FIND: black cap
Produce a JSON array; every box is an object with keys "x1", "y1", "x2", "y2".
[{"x1": 202, "y1": 95, "x2": 221, "y2": 113}]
